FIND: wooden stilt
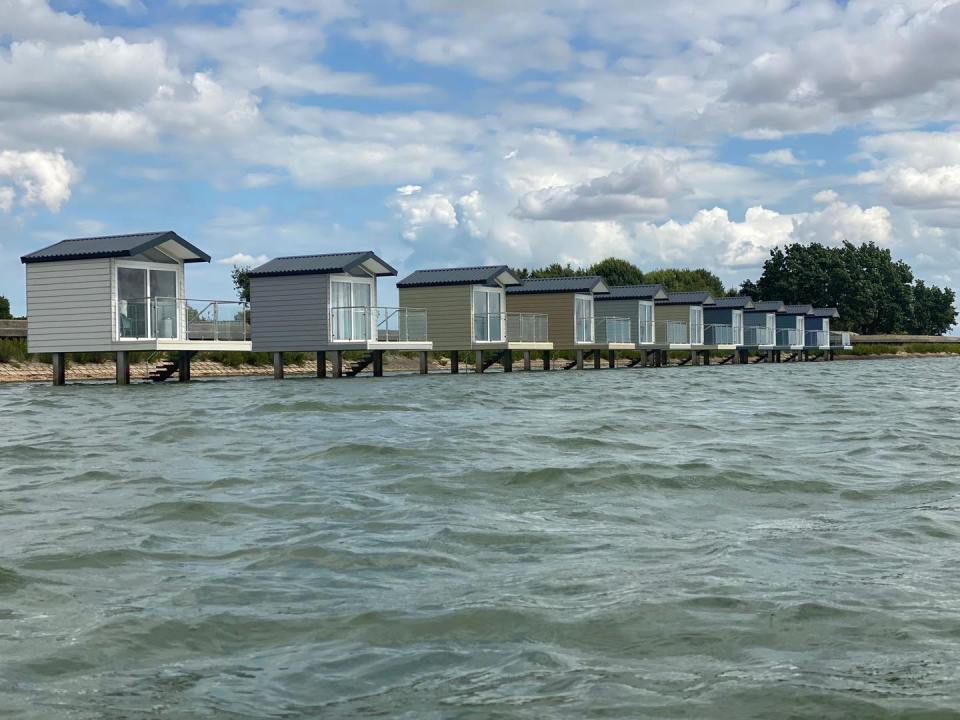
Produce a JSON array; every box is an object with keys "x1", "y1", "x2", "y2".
[
  {"x1": 419, "y1": 351, "x2": 428, "y2": 375},
  {"x1": 450, "y1": 350, "x2": 459, "y2": 374},
  {"x1": 272, "y1": 352, "x2": 284, "y2": 380},
  {"x1": 543, "y1": 350, "x2": 551, "y2": 371},
  {"x1": 116, "y1": 351, "x2": 130, "y2": 385},
  {"x1": 372, "y1": 350, "x2": 384, "y2": 377},
  {"x1": 475, "y1": 350, "x2": 484, "y2": 373},
  {"x1": 575, "y1": 350, "x2": 584, "y2": 370},
  {"x1": 317, "y1": 351, "x2": 326, "y2": 378},
  {"x1": 523, "y1": 351, "x2": 531, "y2": 371},
  {"x1": 52, "y1": 352, "x2": 65, "y2": 386},
  {"x1": 608, "y1": 349, "x2": 616, "y2": 368},
  {"x1": 332, "y1": 351, "x2": 343, "y2": 378},
  {"x1": 703, "y1": 350, "x2": 711, "y2": 366},
  {"x1": 502, "y1": 350, "x2": 513, "y2": 372},
  {"x1": 178, "y1": 351, "x2": 192, "y2": 382},
  {"x1": 593, "y1": 349, "x2": 602, "y2": 369}
]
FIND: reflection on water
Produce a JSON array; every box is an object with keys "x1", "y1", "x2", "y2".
[{"x1": 2, "y1": 358, "x2": 960, "y2": 718}]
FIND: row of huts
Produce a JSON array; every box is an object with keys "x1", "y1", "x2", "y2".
[{"x1": 19, "y1": 232, "x2": 852, "y2": 384}]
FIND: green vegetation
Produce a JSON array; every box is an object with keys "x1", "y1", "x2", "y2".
[
  {"x1": 642, "y1": 268, "x2": 727, "y2": 296},
  {"x1": 740, "y1": 241, "x2": 957, "y2": 335},
  {"x1": 513, "y1": 257, "x2": 729, "y2": 295},
  {"x1": 839, "y1": 343, "x2": 960, "y2": 356},
  {"x1": 0, "y1": 295, "x2": 11, "y2": 320},
  {"x1": 0, "y1": 339, "x2": 31, "y2": 363},
  {"x1": 231, "y1": 266, "x2": 251, "y2": 302}
]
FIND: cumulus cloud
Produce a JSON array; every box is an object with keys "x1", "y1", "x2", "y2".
[
  {"x1": 218, "y1": 252, "x2": 269, "y2": 266},
  {"x1": 750, "y1": 148, "x2": 821, "y2": 167},
  {"x1": 0, "y1": 150, "x2": 76, "y2": 212}
]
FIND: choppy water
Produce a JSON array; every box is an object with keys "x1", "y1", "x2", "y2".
[{"x1": 2, "y1": 358, "x2": 960, "y2": 718}]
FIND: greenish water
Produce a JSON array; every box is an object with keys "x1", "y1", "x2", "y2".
[{"x1": 2, "y1": 358, "x2": 960, "y2": 718}]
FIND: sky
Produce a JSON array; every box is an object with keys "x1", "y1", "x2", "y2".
[{"x1": 2, "y1": 0, "x2": 960, "y2": 314}]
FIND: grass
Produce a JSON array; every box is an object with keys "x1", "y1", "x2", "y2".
[{"x1": 839, "y1": 343, "x2": 960, "y2": 356}]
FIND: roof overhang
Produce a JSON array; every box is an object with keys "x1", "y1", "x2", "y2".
[{"x1": 21, "y1": 231, "x2": 210, "y2": 264}]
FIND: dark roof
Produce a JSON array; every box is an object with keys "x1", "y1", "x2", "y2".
[
  {"x1": 21, "y1": 231, "x2": 209, "y2": 264},
  {"x1": 749, "y1": 300, "x2": 786, "y2": 313},
  {"x1": 812, "y1": 307, "x2": 840, "y2": 318},
  {"x1": 396, "y1": 265, "x2": 519, "y2": 288},
  {"x1": 249, "y1": 251, "x2": 396, "y2": 278},
  {"x1": 506, "y1": 276, "x2": 609, "y2": 295},
  {"x1": 783, "y1": 304, "x2": 814, "y2": 315},
  {"x1": 656, "y1": 291, "x2": 715, "y2": 305},
  {"x1": 595, "y1": 284, "x2": 667, "y2": 301},
  {"x1": 712, "y1": 296, "x2": 754, "y2": 309}
]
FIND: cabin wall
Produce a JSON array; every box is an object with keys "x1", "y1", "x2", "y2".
[
  {"x1": 806, "y1": 317, "x2": 826, "y2": 331},
  {"x1": 654, "y1": 303, "x2": 692, "y2": 343},
  {"x1": 250, "y1": 274, "x2": 329, "y2": 351},
  {"x1": 703, "y1": 307, "x2": 733, "y2": 324},
  {"x1": 744, "y1": 312, "x2": 769, "y2": 327},
  {"x1": 506, "y1": 292, "x2": 577, "y2": 347},
  {"x1": 398, "y1": 284, "x2": 471, "y2": 350},
  {"x1": 25, "y1": 259, "x2": 115, "y2": 352},
  {"x1": 594, "y1": 299, "x2": 639, "y2": 343}
]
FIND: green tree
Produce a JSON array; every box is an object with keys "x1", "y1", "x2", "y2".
[
  {"x1": 643, "y1": 268, "x2": 726, "y2": 296},
  {"x1": 231, "y1": 266, "x2": 251, "y2": 302},
  {"x1": 0, "y1": 295, "x2": 11, "y2": 320},
  {"x1": 910, "y1": 280, "x2": 957, "y2": 335},
  {"x1": 587, "y1": 257, "x2": 644, "y2": 286}
]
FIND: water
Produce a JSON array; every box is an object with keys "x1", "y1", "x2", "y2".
[{"x1": 2, "y1": 358, "x2": 960, "y2": 718}]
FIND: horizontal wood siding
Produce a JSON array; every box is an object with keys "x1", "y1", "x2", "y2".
[
  {"x1": 250, "y1": 274, "x2": 329, "y2": 351},
  {"x1": 26, "y1": 259, "x2": 114, "y2": 352},
  {"x1": 506, "y1": 292, "x2": 576, "y2": 348},
  {"x1": 744, "y1": 312, "x2": 769, "y2": 327},
  {"x1": 703, "y1": 308, "x2": 732, "y2": 324},
  {"x1": 595, "y1": 299, "x2": 639, "y2": 344},
  {"x1": 655, "y1": 304, "x2": 690, "y2": 344},
  {"x1": 398, "y1": 285, "x2": 471, "y2": 350}
]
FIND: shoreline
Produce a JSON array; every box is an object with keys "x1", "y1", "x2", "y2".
[{"x1": 0, "y1": 351, "x2": 955, "y2": 384}]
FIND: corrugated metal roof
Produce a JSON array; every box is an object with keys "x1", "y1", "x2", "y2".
[
  {"x1": 397, "y1": 265, "x2": 518, "y2": 288},
  {"x1": 655, "y1": 291, "x2": 715, "y2": 305},
  {"x1": 20, "y1": 231, "x2": 210, "y2": 264},
  {"x1": 248, "y1": 251, "x2": 396, "y2": 278},
  {"x1": 750, "y1": 300, "x2": 786, "y2": 312},
  {"x1": 506, "y1": 276, "x2": 609, "y2": 295},
  {"x1": 811, "y1": 307, "x2": 840, "y2": 318},
  {"x1": 712, "y1": 296, "x2": 755, "y2": 309},
  {"x1": 783, "y1": 304, "x2": 814, "y2": 315},
  {"x1": 595, "y1": 284, "x2": 667, "y2": 301}
]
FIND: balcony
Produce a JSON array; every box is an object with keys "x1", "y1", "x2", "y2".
[
  {"x1": 704, "y1": 324, "x2": 740, "y2": 346},
  {"x1": 637, "y1": 320, "x2": 655, "y2": 344},
  {"x1": 504, "y1": 312, "x2": 549, "y2": 343},
  {"x1": 805, "y1": 330, "x2": 830, "y2": 348},
  {"x1": 666, "y1": 321, "x2": 704, "y2": 345},
  {"x1": 743, "y1": 326, "x2": 775, "y2": 346},
  {"x1": 830, "y1": 331, "x2": 853, "y2": 349},
  {"x1": 596, "y1": 316, "x2": 631, "y2": 344},
  {"x1": 776, "y1": 328, "x2": 803, "y2": 347},
  {"x1": 119, "y1": 297, "x2": 249, "y2": 341},
  {"x1": 331, "y1": 306, "x2": 428, "y2": 343}
]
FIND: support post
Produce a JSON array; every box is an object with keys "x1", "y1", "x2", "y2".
[
  {"x1": 419, "y1": 351, "x2": 429, "y2": 375},
  {"x1": 593, "y1": 349, "x2": 602, "y2": 369},
  {"x1": 475, "y1": 350, "x2": 484, "y2": 374},
  {"x1": 450, "y1": 350, "x2": 459, "y2": 374},
  {"x1": 523, "y1": 351, "x2": 531, "y2": 371},
  {"x1": 543, "y1": 350, "x2": 551, "y2": 371},
  {"x1": 272, "y1": 352, "x2": 284, "y2": 380},
  {"x1": 502, "y1": 350, "x2": 513, "y2": 373},
  {"x1": 372, "y1": 350, "x2": 384, "y2": 377},
  {"x1": 52, "y1": 352, "x2": 66, "y2": 386},
  {"x1": 332, "y1": 351, "x2": 343, "y2": 378},
  {"x1": 690, "y1": 350, "x2": 698, "y2": 366},
  {"x1": 575, "y1": 350, "x2": 584, "y2": 370},
  {"x1": 116, "y1": 351, "x2": 130, "y2": 385},
  {"x1": 608, "y1": 349, "x2": 616, "y2": 368},
  {"x1": 703, "y1": 350, "x2": 711, "y2": 366},
  {"x1": 178, "y1": 351, "x2": 192, "y2": 382},
  {"x1": 317, "y1": 351, "x2": 326, "y2": 378}
]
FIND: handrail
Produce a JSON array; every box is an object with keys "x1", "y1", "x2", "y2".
[
  {"x1": 596, "y1": 316, "x2": 631, "y2": 344},
  {"x1": 330, "y1": 305, "x2": 428, "y2": 342},
  {"x1": 118, "y1": 296, "x2": 249, "y2": 341}
]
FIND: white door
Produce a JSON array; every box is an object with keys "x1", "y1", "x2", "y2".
[
  {"x1": 575, "y1": 295, "x2": 593, "y2": 343},
  {"x1": 639, "y1": 301, "x2": 654, "y2": 343},
  {"x1": 732, "y1": 310, "x2": 743, "y2": 345},
  {"x1": 689, "y1": 306, "x2": 703, "y2": 344},
  {"x1": 331, "y1": 280, "x2": 372, "y2": 340},
  {"x1": 472, "y1": 288, "x2": 503, "y2": 342}
]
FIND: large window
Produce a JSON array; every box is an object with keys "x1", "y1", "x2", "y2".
[
  {"x1": 575, "y1": 295, "x2": 593, "y2": 343},
  {"x1": 638, "y1": 301, "x2": 654, "y2": 343},
  {"x1": 331, "y1": 279, "x2": 373, "y2": 341},
  {"x1": 689, "y1": 305, "x2": 704, "y2": 345},
  {"x1": 732, "y1": 309, "x2": 743, "y2": 345},
  {"x1": 117, "y1": 265, "x2": 178, "y2": 339},
  {"x1": 473, "y1": 288, "x2": 503, "y2": 342}
]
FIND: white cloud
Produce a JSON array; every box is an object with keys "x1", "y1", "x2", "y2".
[
  {"x1": 750, "y1": 148, "x2": 820, "y2": 167},
  {"x1": 0, "y1": 150, "x2": 76, "y2": 212},
  {"x1": 813, "y1": 189, "x2": 838, "y2": 204},
  {"x1": 218, "y1": 252, "x2": 269, "y2": 266}
]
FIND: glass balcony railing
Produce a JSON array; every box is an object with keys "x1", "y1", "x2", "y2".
[
  {"x1": 666, "y1": 321, "x2": 689, "y2": 344},
  {"x1": 805, "y1": 330, "x2": 830, "y2": 348},
  {"x1": 575, "y1": 316, "x2": 595, "y2": 344},
  {"x1": 830, "y1": 331, "x2": 852, "y2": 348},
  {"x1": 637, "y1": 320, "x2": 655, "y2": 344},
  {"x1": 505, "y1": 312, "x2": 549, "y2": 342},
  {"x1": 118, "y1": 297, "x2": 250, "y2": 341},
  {"x1": 704, "y1": 324, "x2": 740, "y2": 345},
  {"x1": 331, "y1": 306, "x2": 428, "y2": 342},
  {"x1": 776, "y1": 328, "x2": 803, "y2": 347},
  {"x1": 596, "y1": 316, "x2": 631, "y2": 344},
  {"x1": 743, "y1": 326, "x2": 775, "y2": 346}
]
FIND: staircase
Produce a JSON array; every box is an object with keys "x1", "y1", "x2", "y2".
[
  {"x1": 148, "y1": 359, "x2": 179, "y2": 382},
  {"x1": 346, "y1": 352, "x2": 376, "y2": 377},
  {"x1": 561, "y1": 358, "x2": 578, "y2": 370},
  {"x1": 481, "y1": 351, "x2": 506, "y2": 372}
]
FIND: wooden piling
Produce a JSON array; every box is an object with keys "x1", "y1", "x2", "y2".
[
  {"x1": 502, "y1": 350, "x2": 513, "y2": 372},
  {"x1": 332, "y1": 351, "x2": 343, "y2": 378},
  {"x1": 419, "y1": 351, "x2": 429, "y2": 375},
  {"x1": 272, "y1": 352, "x2": 284, "y2": 380},
  {"x1": 475, "y1": 350, "x2": 484, "y2": 373},
  {"x1": 523, "y1": 351, "x2": 531, "y2": 371},
  {"x1": 372, "y1": 350, "x2": 384, "y2": 377},
  {"x1": 593, "y1": 350, "x2": 602, "y2": 369},
  {"x1": 543, "y1": 350, "x2": 551, "y2": 371},
  {"x1": 178, "y1": 351, "x2": 192, "y2": 382},
  {"x1": 576, "y1": 350, "x2": 584, "y2": 370},
  {"x1": 450, "y1": 350, "x2": 459, "y2": 374},
  {"x1": 52, "y1": 352, "x2": 65, "y2": 386},
  {"x1": 608, "y1": 349, "x2": 616, "y2": 368},
  {"x1": 317, "y1": 351, "x2": 326, "y2": 378},
  {"x1": 116, "y1": 351, "x2": 130, "y2": 385}
]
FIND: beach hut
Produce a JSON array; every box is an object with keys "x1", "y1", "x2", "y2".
[
  {"x1": 743, "y1": 300, "x2": 782, "y2": 360},
  {"x1": 778, "y1": 304, "x2": 812, "y2": 359},
  {"x1": 505, "y1": 276, "x2": 629, "y2": 369},
  {"x1": 396, "y1": 265, "x2": 552, "y2": 373},
  {"x1": 654, "y1": 291, "x2": 714, "y2": 364},
  {"x1": 704, "y1": 296, "x2": 753, "y2": 363},
  {"x1": 249, "y1": 251, "x2": 433, "y2": 378},
  {"x1": 803, "y1": 307, "x2": 837, "y2": 358},
  {"x1": 20, "y1": 231, "x2": 251, "y2": 385},
  {"x1": 594, "y1": 284, "x2": 668, "y2": 366}
]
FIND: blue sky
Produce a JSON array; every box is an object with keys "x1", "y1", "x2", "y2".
[{"x1": 2, "y1": 0, "x2": 960, "y2": 314}]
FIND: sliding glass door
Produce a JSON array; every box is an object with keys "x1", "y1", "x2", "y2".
[
  {"x1": 575, "y1": 295, "x2": 593, "y2": 343},
  {"x1": 117, "y1": 266, "x2": 178, "y2": 339},
  {"x1": 472, "y1": 288, "x2": 503, "y2": 342},
  {"x1": 331, "y1": 280, "x2": 372, "y2": 341}
]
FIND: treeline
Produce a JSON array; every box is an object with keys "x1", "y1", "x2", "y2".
[
  {"x1": 739, "y1": 242, "x2": 956, "y2": 335},
  {"x1": 0, "y1": 295, "x2": 11, "y2": 320}
]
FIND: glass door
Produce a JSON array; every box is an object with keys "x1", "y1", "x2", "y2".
[
  {"x1": 575, "y1": 296, "x2": 593, "y2": 343},
  {"x1": 689, "y1": 306, "x2": 703, "y2": 344},
  {"x1": 639, "y1": 302, "x2": 653, "y2": 343},
  {"x1": 472, "y1": 289, "x2": 503, "y2": 342},
  {"x1": 118, "y1": 267, "x2": 147, "y2": 338},
  {"x1": 732, "y1": 310, "x2": 743, "y2": 345},
  {"x1": 331, "y1": 280, "x2": 372, "y2": 341},
  {"x1": 150, "y1": 269, "x2": 178, "y2": 338}
]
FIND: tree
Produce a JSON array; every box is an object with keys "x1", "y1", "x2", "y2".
[
  {"x1": 910, "y1": 281, "x2": 957, "y2": 335},
  {"x1": 643, "y1": 268, "x2": 726, "y2": 296},
  {"x1": 0, "y1": 295, "x2": 10, "y2": 320},
  {"x1": 587, "y1": 257, "x2": 644, "y2": 286},
  {"x1": 231, "y1": 266, "x2": 251, "y2": 302}
]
